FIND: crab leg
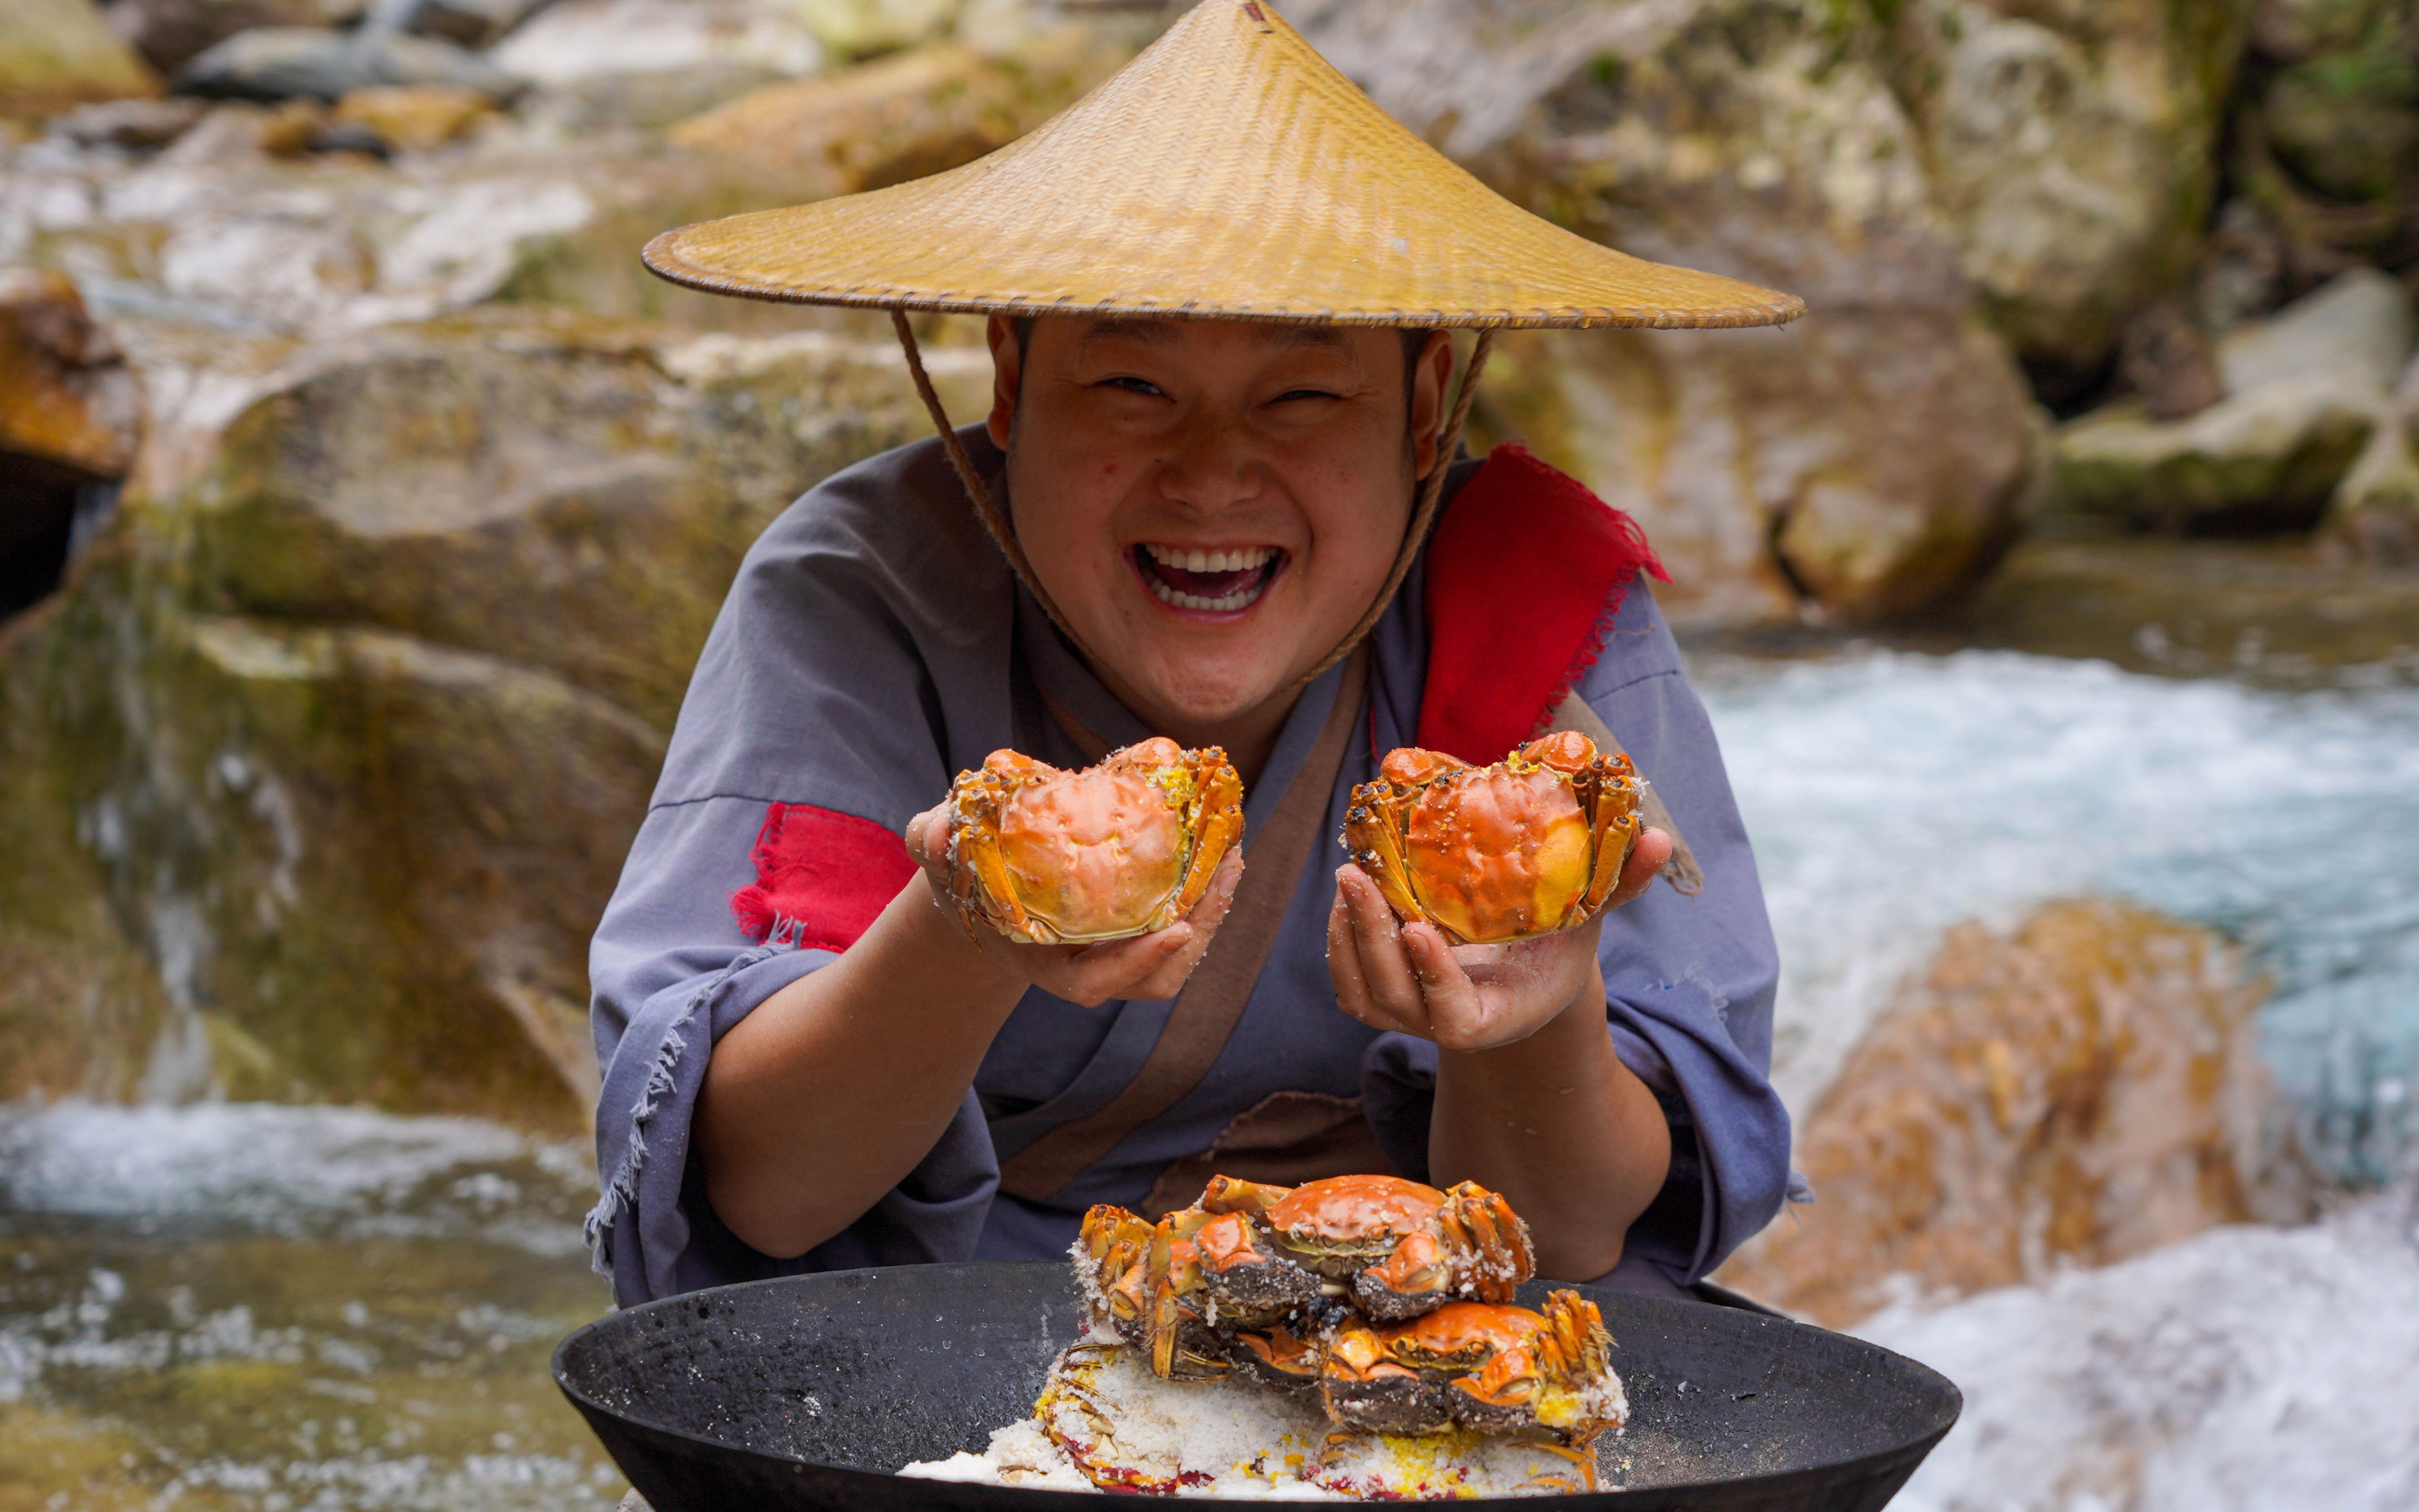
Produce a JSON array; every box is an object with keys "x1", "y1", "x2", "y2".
[
  {"x1": 1170, "y1": 760, "x2": 1244, "y2": 920},
  {"x1": 1342, "y1": 798, "x2": 1438, "y2": 939},
  {"x1": 1573, "y1": 756, "x2": 1642, "y2": 925},
  {"x1": 951, "y1": 821, "x2": 1056, "y2": 943}
]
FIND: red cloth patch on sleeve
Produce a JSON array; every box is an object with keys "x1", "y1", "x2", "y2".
[
  {"x1": 1417, "y1": 442, "x2": 1669, "y2": 765},
  {"x1": 729, "y1": 803, "x2": 918, "y2": 951}
]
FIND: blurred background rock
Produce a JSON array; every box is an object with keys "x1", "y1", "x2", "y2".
[{"x1": 0, "y1": 1, "x2": 2414, "y2": 1509}]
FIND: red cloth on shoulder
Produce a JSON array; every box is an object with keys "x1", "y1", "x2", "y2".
[
  {"x1": 730, "y1": 803, "x2": 917, "y2": 951},
  {"x1": 1417, "y1": 442, "x2": 1669, "y2": 764}
]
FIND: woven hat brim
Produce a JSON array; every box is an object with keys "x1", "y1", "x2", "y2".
[{"x1": 643, "y1": 2, "x2": 1804, "y2": 331}]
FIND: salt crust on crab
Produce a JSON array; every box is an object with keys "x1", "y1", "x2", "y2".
[{"x1": 898, "y1": 1341, "x2": 1621, "y2": 1498}]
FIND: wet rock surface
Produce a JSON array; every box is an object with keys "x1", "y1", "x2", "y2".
[{"x1": 1717, "y1": 899, "x2": 2286, "y2": 1327}]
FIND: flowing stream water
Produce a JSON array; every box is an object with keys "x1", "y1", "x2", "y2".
[{"x1": 2, "y1": 545, "x2": 2414, "y2": 1511}]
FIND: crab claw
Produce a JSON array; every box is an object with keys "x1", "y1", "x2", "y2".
[
  {"x1": 1320, "y1": 1321, "x2": 1452, "y2": 1435},
  {"x1": 1227, "y1": 1324, "x2": 1322, "y2": 1392}
]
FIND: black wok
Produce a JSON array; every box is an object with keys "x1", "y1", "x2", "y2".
[{"x1": 554, "y1": 1262, "x2": 1959, "y2": 1510}]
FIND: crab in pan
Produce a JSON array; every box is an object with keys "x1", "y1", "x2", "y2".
[
  {"x1": 1078, "y1": 1173, "x2": 1536, "y2": 1383},
  {"x1": 1321, "y1": 1292, "x2": 1625, "y2": 1448},
  {"x1": 946, "y1": 736, "x2": 1242, "y2": 945},
  {"x1": 1341, "y1": 730, "x2": 1642, "y2": 945},
  {"x1": 1078, "y1": 1200, "x2": 1323, "y2": 1385},
  {"x1": 1200, "y1": 1173, "x2": 1535, "y2": 1322}
]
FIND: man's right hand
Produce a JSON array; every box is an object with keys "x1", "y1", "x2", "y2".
[{"x1": 902, "y1": 803, "x2": 1243, "y2": 1007}]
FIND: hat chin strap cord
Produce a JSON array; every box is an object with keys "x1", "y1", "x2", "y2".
[{"x1": 888, "y1": 310, "x2": 1496, "y2": 705}]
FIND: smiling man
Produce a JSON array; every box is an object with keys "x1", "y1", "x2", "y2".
[{"x1": 584, "y1": 1, "x2": 1802, "y2": 1307}]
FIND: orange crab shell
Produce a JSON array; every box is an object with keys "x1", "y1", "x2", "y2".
[
  {"x1": 946, "y1": 737, "x2": 1243, "y2": 945},
  {"x1": 1341, "y1": 730, "x2": 1641, "y2": 945},
  {"x1": 1320, "y1": 1291, "x2": 1622, "y2": 1447},
  {"x1": 1201, "y1": 1173, "x2": 1535, "y2": 1318}
]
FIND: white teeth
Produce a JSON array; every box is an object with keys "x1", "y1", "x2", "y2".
[{"x1": 1143, "y1": 544, "x2": 1275, "y2": 571}]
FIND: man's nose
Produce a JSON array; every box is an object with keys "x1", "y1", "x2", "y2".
[{"x1": 1155, "y1": 411, "x2": 1262, "y2": 514}]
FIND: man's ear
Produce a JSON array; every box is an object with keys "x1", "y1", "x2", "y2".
[
  {"x1": 1408, "y1": 330, "x2": 1456, "y2": 477},
  {"x1": 986, "y1": 314, "x2": 1020, "y2": 451}
]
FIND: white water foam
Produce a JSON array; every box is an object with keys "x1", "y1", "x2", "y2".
[
  {"x1": 1696, "y1": 649, "x2": 2419, "y2": 1178},
  {"x1": 0, "y1": 1100, "x2": 592, "y2": 1251},
  {"x1": 1857, "y1": 1184, "x2": 2419, "y2": 1512}
]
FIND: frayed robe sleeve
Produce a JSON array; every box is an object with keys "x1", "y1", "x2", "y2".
[{"x1": 583, "y1": 437, "x2": 1019, "y2": 1307}]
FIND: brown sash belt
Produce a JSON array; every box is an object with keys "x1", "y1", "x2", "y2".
[{"x1": 994, "y1": 647, "x2": 1371, "y2": 1202}]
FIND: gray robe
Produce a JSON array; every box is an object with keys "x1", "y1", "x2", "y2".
[{"x1": 585, "y1": 430, "x2": 1790, "y2": 1306}]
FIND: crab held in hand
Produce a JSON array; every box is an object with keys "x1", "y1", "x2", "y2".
[
  {"x1": 1342, "y1": 731, "x2": 1642, "y2": 946},
  {"x1": 1323, "y1": 1291, "x2": 1625, "y2": 1448},
  {"x1": 946, "y1": 737, "x2": 1242, "y2": 945}
]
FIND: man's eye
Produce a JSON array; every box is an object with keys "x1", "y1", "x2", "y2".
[
  {"x1": 1101, "y1": 376, "x2": 1164, "y2": 397},
  {"x1": 1273, "y1": 389, "x2": 1340, "y2": 404}
]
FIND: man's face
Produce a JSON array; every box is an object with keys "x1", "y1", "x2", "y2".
[{"x1": 988, "y1": 316, "x2": 1450, "y2": 730}]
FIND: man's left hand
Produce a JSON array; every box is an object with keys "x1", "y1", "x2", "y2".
[{"x1": 1326, "y1": 827, "x2": 1672, "y2": 1051}]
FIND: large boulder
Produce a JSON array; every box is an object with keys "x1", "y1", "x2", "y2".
[
  {"x1": 1871, "y1": 0, "x2": 2256, "y2": 391},
  {"x1": 1718, "y1": 899, "x2": 2286, "y2": 1327},
  {"x1": 0, "y1": 310, "x2": 991, "y2": 1127},
  {"x1": 1293, "y1": 0, "x2": 2047, "y2": 625},
  {"x1": 2052, "y1": 269, "x2": 2414, "y2": 532},
  {"x1": 668, "y1": 29, "x2": 1131, "y2": 198},
  {"x1": 0, "y1": 0, "x2": 160, "y2": 120}
]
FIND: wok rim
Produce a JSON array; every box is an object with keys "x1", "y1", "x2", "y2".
[{"x1": 551, "y1": 1261, "x2": 1965, "y2": 1506}]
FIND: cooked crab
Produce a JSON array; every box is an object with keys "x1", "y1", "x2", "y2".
[
  {"x1": 1202, "y1": 1173, "x2": 1534, "y2": 1323},
  {"x1": 1341, "y1": 730, "x2": 1642, "y2": 945},
  {"x1": 1321, "y1": 1292, "x2": 1624, "y2": 1448},
  {"x1": 947, "y1": 737, "x2": 1242, "y2": 944},
  {"x1": 1078, "y1": 1174, "x2": 1535, "y2": 1374},
  {"x1": 1078, "y1": 1201, "x2": 1330, "y2": 1386}
]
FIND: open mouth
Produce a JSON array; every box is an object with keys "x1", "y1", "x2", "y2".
[{"x1": 1132, "y1": 543, "x2": 1285, "y2": 614}]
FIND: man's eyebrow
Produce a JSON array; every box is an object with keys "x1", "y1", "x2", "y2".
[
  {"x1": 1075, "y1": 318, "x2": 1182, "y2": 348},
  {"x1": 1271, "y1": 324, "x2": 1349, "y2": 351}
]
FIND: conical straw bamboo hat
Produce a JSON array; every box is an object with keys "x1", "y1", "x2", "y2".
[{"x1": 643, "y1": 0, "x2": 1802, "y2": 329}]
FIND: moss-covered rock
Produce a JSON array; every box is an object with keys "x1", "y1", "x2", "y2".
[
  {"x1": 1871, "y1": 0, "x2": 2255, "y2": 390},
  {"x1": 2052, "y1": 269, "x2": 2413, "y2": 533},
  {"x1": 0, "y1": 309, "x2": 990, "y2": 1127},
  {"x1": 2263, "y1": 46, "x2": 2419, "y2": 202},
  {"x1": 2054, "y1": 381, "x2": 2380, "y2": 533}
]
